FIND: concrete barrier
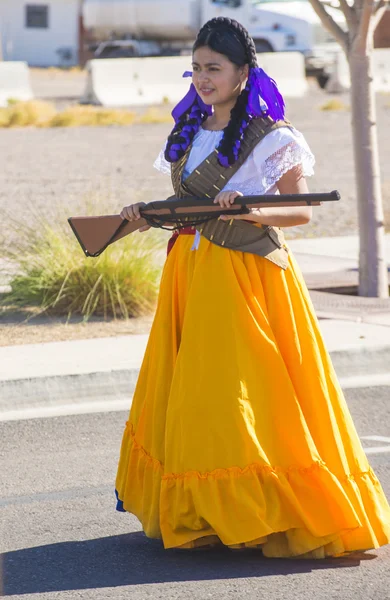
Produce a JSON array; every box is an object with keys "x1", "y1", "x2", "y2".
[
  {"x1": 81, "y1": 52, "x2": 307, "y2": 107},
  {"x1": 81, "y1": 56, "x2": 191, "y2": 107},
  {"x1": 256, "y1": 52, "x2": 308, "y2": 98},
  {"x1": 325, "y1": 51, "x2": 349, "y2": 94},
  {"x1": 0, "y1": 62, "x2": 34, "y2": 107},
  {"x1": 326, "y1": 49, "x2": 390, "y2": 93},
  {"x1": 374, "y1": 49, "x2": 390, "y2": 92}
]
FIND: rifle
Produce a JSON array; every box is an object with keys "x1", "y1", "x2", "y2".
[{"x1": 68, "y1": 190, "x2": 340, "y2": 258}]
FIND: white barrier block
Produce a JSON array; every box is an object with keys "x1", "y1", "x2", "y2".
[
  {"x1": 326, "y1": 49, "x2": 390, "y2": 93},
  {"x1": 81, "y1": 52, "x2": 307, "y2": 107},
  {"x1": 374, "y1": 49, "x2": 390, "y2": 92},
  {"x1": 325, "y1": 51, "x2": 349, "y2": 94},
  {"x1": 0, "y1": 62, "x2": 34, "y2": 107},
  {"x1": 81, "y1": 56, "x2": 191, "y2": 107},
  {"x1": 256, "y1": 52, "x2": 308, "y2": 98}
]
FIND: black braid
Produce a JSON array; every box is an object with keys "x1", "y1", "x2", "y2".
[
  {"x1": 197, "y1": 17, "x2": 258, "y2": 69},
  {"x1": 164, "y1": 101, "x2": 207, "y2": 163}
]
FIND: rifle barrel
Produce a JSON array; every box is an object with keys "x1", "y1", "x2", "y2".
[{"x1": 141, "y1": 191, "x2": 340, "y2": 217}]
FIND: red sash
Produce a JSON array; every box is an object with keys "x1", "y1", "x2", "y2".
[{"x1": 167, "y1": 226, "x2": 196, "y2": 255}]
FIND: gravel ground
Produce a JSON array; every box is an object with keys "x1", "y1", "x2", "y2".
[
  {"x1": 0, "y1": 73, "x2": 389, "y2": 344},
  {"x1": 1, "y1": 74, "x2": 389, "y2": 242}
]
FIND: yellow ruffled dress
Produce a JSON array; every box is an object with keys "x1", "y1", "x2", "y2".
[{"x1": 115, "y1": 231, "x2": 390, "y2": 558}]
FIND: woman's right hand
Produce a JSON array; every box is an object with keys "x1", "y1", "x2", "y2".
[
  {"x1": 120, "y1": 202, "x2": 151, "y2": 232},
  {"x1": 120, "y1": 202, "x2": 146, "y2": 221}
]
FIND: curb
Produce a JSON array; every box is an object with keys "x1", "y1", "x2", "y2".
[
  {"x1": 329, "y1": 345, "x2": 390, "y2": 378},
  {"x1": 1, "y1": 345, "x2": 389, "y2": 416},
  {"x1": 0, "y1": 368, "x2": 140, "y2": 414}
]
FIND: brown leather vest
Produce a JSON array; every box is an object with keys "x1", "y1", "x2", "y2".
[{"x1": 170, "y1": 116, "x2": 291, "y2": 270}]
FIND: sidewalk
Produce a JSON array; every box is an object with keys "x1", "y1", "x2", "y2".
[
  {"x1": 1, "y1": 234, "x2": 389, "y2": 418},
  {"x1": 288, "y1": 234, "x2": 390, "y2": 325}
]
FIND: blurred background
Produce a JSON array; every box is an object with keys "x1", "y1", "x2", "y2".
[{"x1": 0, "y1": 0, "x2": 389, "y2": 336}]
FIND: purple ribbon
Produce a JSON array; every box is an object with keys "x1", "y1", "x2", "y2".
[
  {"x1": 247, "y1": 67, "x2": 285, "y2": 121},
  {"x1": 171, "y1": 70, "x2": 212, "y2": 124}
]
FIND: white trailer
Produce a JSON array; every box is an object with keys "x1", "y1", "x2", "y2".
[{"x1": 83, "y1": 0, "x2": 346, "y2": 84}]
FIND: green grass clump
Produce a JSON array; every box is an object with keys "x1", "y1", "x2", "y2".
[{"x1": 0, "y1": 203, "x2": 167, "y2": 321}]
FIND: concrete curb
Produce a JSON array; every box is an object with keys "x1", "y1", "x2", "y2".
[
  {"x1": 329, "y1": 346, "x2": 390, "y2": 378},
  {"x1": 1, "y1": 345, "x2": 389, "y2": 415},
  {"x1": 0, "y1": 369, "x2": 140, "y2": 414}
]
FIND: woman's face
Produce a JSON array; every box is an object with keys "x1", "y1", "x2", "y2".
[{"x1": 192, "y1": 46, "x2": 248, "y2": 107}]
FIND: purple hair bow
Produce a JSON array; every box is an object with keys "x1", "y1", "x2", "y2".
[
  {"x1": 171, "y1": 70, "x2": 212, "y2": 124},
  {"x1": 247, "y1": 67, "x2": 285, "y2": 121}
]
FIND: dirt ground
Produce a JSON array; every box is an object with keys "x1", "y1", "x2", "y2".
[
  {"x1": 2, "y1": 75, "x2": 389, "y2": 240},
  {"x1": 0, "y1": 310, "x2": 155, "y2": 346},
  {"x1": 0, "y1": 71, "x2": 389, "y2": 345}
]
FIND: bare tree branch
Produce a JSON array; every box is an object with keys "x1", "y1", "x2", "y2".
[
  {"x1": 374, "y1": 0, "x2": 388, "y2": 13},
  {"x1": 356, "y1": 0, "x2": 374, "y2": 46},
  {"x1": 373, "y1": 1, "x2": 389, "y2": 29},
  {"x1": 339, "y1": 0, "x2": 358, "y2": 26},
  {"x1": 354, "y1": 0, "x2": 365, "y2": 11},
  {"x1": 308, "y1": 0, "x2": 349, "y2": 51}
]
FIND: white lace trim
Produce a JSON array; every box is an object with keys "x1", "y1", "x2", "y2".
[
  {"x1": 264, "y1": 140, "x2": 315, "y2": 187},
  {"x1": 153, "y1": 149, "x2": 171, "y2": 175},
  {"x1": 221, "y1": 140, "x2": 315, "y2": 196},
  {"x1": 152, "y1": 128, "x2": 315, "y2": 195}
]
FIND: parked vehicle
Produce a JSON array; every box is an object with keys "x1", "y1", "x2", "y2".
[{"x1": 83, "y1": 0, "x2": 346, "y2": 85}]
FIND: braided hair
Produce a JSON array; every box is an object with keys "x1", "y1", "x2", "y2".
[{"x1": 165, "y1": 17, "x2": 263, "y2": 168}]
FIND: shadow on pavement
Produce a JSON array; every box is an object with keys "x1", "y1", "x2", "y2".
[{"x1": 1, "y1": 531, "x2": 377, "y2": 596}]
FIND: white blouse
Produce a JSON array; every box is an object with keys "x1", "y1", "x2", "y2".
[{"x1": 153, "y1": 124, "x2": 315, "y2": 250}]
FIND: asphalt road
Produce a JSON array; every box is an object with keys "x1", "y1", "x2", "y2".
[{"x1": 1, "y1": 385, "x2": 389, "y2": 600}]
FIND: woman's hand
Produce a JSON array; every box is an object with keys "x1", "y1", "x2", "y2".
[
  {"x1": 215, "y1": 165, "x2": 313, "y2": 228},
  {"x1": 120, "y1": 202, "x2": 146, "y2": 221},
  {"x1": 214, "y1": 191, "x2": 263, "y2": 223},
  {"x1": 213, "y1": 190, "x2": 242, "y2": 209},
  {"x1": 120, "y1": 202, "x2": 151, "y2": 232}
]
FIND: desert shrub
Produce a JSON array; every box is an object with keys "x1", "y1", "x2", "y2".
[{"x1": 0, "y1": 201, "x2": 167, "y2": 321}]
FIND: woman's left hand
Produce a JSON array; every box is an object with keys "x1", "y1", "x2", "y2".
[{"x1": 214, "y1": 191, "x2": 263, "y2": 223}]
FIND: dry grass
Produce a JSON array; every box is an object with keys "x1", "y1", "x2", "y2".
[
  {"x1": 0, "y1": 195, "x2": 167, "y2": 322},
  {"x1": 49, "y1": 105, "x2": 137, "y2": 127},
  {"x1": 0, "y1": 100, "x2": 57, "y2": 127},
  {"x1": 137, "y1": 107, "x2": 173, "y2": 124},
  {"x1": 0, "y1": 100, "x2": 172, "y2": 128},
  {"x1": 320, "y1": 98, "x2": 350, "y2": 111}
]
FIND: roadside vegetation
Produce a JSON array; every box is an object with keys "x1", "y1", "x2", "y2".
[
  {"x1": 0, "y1": 100, "x2": 172, "y2": 128},
  {"x1": 0, "y1": 198, "x2": 167, "y2": 321},
  {"x1": 320, "y1": 99, "x2": 349, "y2": 111}
]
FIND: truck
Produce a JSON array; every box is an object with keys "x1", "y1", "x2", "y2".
[{"x1": 82, "y1": 0, "x2": 346, "y2": 86}]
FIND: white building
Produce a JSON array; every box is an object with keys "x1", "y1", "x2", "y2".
[{"x1": 0, "y1": 0, "x2": 81, "y2": 66}]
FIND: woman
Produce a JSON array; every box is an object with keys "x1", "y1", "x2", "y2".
[{"x1": 116, "y1": 17, "x2": 390, "y2": 558}]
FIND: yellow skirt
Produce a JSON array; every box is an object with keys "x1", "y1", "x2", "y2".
[{"x1": 115, "y1": 233, "x2": 390, "y2": 558}]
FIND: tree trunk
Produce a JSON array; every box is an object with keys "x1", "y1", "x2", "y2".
[{"x1": 348, "y1": 49, "x2": 388, "y2": 297}]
